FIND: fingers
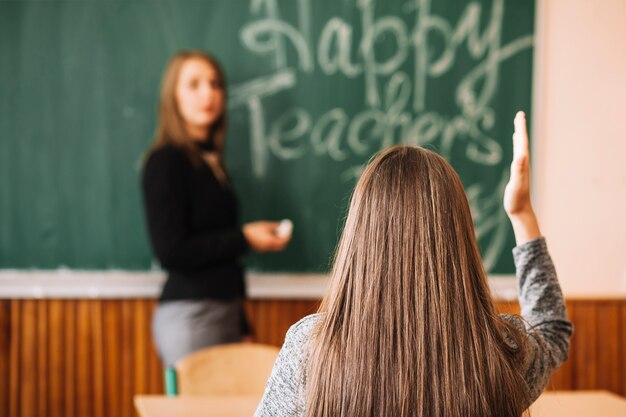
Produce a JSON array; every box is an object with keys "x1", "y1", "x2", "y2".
[
  {"x1": 504, "y1": 111, "x2": 534, "y2": 218},
  {"x1": 271, "y1": 231, "x2": 291, "y2": 250},
  {"x1": 271, "y1": 238, "x2": 290, "y2": 251},
  {"x1": 263, "y1": 236, "x2": 289, "y2": 252},
  {"x1": 513, "y1": 111, "x2": 529, "y2": 161},
  {"x1": 257, "y1": 221, "x2": 279, "y2": 230},
  {"x1": 510, "y1": 111, "x2": 530, "y2": 178},
  {"x1": 243, "y1": 220, "x2": 291, "y2": 252},
  {"x1": 261, "y1": 225, "x2": 291, "y2": 251}
]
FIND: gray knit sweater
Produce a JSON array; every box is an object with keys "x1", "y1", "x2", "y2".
[{"x1": 254, "y1": 238, "x2": 573, "y2": 416}]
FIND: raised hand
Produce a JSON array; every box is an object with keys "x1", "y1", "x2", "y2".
[
  {"x1": 503, "y1": 112, "x2": 541, "y2": 244},
  {"x1": 504, "y1": 112, "x2": 532, "y2": 216}
]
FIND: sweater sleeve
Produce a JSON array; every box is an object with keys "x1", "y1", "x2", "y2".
[
  {"x1": 509, "y1": 237, "x2": 573, "y2": 403},
  {"x1": 141, "y1": 147, "x2": 249, "y2": 273},
  {"x1": 254, "y1": 314, "x2": 320, "y2": 417}
]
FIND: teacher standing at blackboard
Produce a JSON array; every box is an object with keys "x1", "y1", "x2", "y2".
[{"x1": 142, "y1": 50, "x2": 290, "y2": 367}]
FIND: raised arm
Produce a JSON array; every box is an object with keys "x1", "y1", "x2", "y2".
[{"x1": 503, "y1": 112, "x2": 573, "y2": 402}]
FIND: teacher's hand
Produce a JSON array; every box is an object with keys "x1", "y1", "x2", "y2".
[
  {"x1": 243, "y1": 221, "x2": 290, "y2": 252},
  {"x1": 503, "y1": 111, "x2": 541, "y2": 245}
]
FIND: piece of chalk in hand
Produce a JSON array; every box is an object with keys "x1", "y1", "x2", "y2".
[{"x1": 276, "y1": 219, "x2": 293, "y2": 238}]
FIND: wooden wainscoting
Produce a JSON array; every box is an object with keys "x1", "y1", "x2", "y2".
[{"x1": 1, "y1": 298, "x2": 625, "y2": 417}]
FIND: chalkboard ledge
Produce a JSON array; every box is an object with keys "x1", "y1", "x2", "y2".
[{"x1": 0, "y1": 270, "x2": 520, "y2": 300}]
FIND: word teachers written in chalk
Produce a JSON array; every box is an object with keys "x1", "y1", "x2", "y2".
[
  {"x1": 229, "y1": 0, "x2": 533, "y2": 272},
  {"x1": 230, "y1": 0, "x2": 532, "y2": 179}
]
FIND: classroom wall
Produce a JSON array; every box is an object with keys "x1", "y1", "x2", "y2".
[{"x1": 536, "y1": 0, "x2": 626, "y2": 295}]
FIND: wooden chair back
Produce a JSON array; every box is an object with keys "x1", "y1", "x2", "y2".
[{"x1": 175, "y1": 343, "x2": 280, "y2": 396}]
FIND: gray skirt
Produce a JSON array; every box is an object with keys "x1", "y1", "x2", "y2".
[{"x1": 152, "y1": 298, "x2": 244, "y2": 367}]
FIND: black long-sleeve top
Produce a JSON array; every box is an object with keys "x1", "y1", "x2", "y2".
[{"x1": 141, "y1": 144, "x2": 249, "y2": 301}]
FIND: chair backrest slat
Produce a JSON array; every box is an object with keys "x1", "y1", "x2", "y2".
[{"x1": 175, "y1": 343, "x2": 280, "y2": 396}]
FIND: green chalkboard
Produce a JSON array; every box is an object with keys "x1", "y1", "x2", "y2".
[{"x1": 0, "y1": 0, "x2": 534, "y2": 274}]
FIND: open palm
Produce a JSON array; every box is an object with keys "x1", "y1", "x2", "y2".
[{"x1": 503, "y1": 112, "x2": 532, "y2": 216}]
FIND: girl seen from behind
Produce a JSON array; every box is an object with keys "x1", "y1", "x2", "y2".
[{"x1": 255, "y1": 112, "x2": 572, "y2": 417}]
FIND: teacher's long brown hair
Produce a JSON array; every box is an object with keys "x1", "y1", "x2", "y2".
[
  {"x1": 149, "y1": 50, "x2": 227, "y2": 166},
  {"x1": 306, "y1": 146, "x2": 530, "y2": 417}
]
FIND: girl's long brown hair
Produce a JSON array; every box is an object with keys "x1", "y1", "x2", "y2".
[
  {"x1": 306, "y1": 146, "x2": 529, "y2": 417},
  {"x1": 148, "y1": 50, "x2": 227, "y2": 166}
]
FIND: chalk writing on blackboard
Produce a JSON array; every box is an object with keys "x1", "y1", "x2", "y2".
[{"x1": 230, "y1": 0, "x2": 532, "y2": 271}]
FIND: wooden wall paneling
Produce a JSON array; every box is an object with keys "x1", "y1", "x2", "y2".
[
  {"x1": 282, "y1": 301, "x2": 298, "y2": 341},
  {"x1": 595, "y1": 301, "x2": 621, "y2": 394},
  {"x1": 249, "y1": 301, "x2": 274, "y2": 344},
  {"x1": 285, "y1": 301, "x2": 299, "y2": 341},
  {"x1": 48, "y1": 300, "x2": 65, "y2": 417},
  {"x1": 9, "y1": 300, "x2": 20, "y2": 417},
  {"x1": 572, "y1": 301, "x2": 598, "y2": 389},
  {"x1": 267, "y1": 301, "x2": 280, "y2": 345},
  {"x1": 286, "y1": 301, "x2": 317, "y2": 343},
  {"x1": 303, "y1": 300, "x2": 320, "y2": 318},
  {"x1": 76, "y1": 300, "x2": 93, "y2": 417},
  {"x1": 290, "y1": 300, "x2": 305, "y2": 339},
  {"x1": 290, "y1": 301, "x2": 317, "y2": 340},
  {"x1": 20, "y1": 300, "x2": 37, "y2": 417},
  {"x1": 0, "y1": 301, "x2": 10, "y2": 417},
  {"x1": 120, "y1": 300, "x2": 135, "y2": 417},
  {"x1": 37, "y1": 300, "x2": 49, "y2": 417},
  {"x1": 268, "y1": 300, "x2": 281, "y2": 346},
  {"x1": 91, "y1": 300, "x2": 105, "y2": 417},
  {"x1": 103, "y1": 300, "x2": 122, "y2": 417},
  {"x1": 259, "y1": 300, "x2": 275, "y2": 346},
  {"x1": 621, "y1": 303, "x2": 626, "y2": 396},
  {"x1": 247, "y1": 299, "x2": 313, "y2": 348},
  {"x1": 268, "y1": 300, "x2": 282, "y2": 346},
  {"x1": 258, "y1": 300, "x2": 270, "y2": 344},
  {"x1": 64, "y1": 300, "x2": 76, "y2": 417},
  {"x1": 133, "y1": 300, "x2": 150, "y2": 397}
]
